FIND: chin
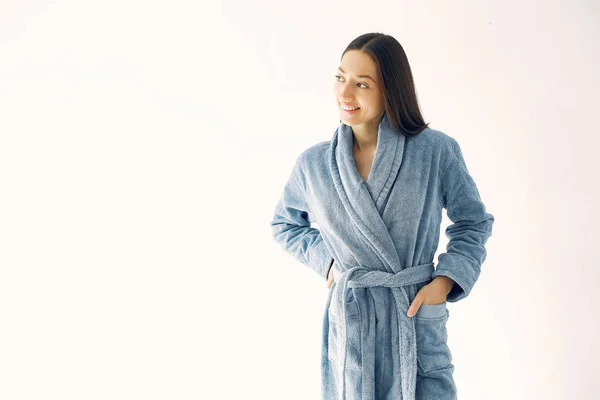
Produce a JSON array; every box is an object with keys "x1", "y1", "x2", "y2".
[
  {"x1": 341, "y1": 118, "x2": 363, "y2": 127},
  {"x1": 339, "y1": 117, "x2": 353, "y2": 126}
]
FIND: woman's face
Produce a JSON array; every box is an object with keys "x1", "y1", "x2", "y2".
[{"x1": 333, "y1": 50, "x2": 386, "y2": 128}]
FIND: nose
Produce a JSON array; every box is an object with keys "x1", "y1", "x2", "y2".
[{"x1": 338, "y1": 81, "x2": 356, "y2": 102}]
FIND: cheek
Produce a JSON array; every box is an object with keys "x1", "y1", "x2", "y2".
[{"x1": 364, "y1": 97, "x2": 379, "y2": 110}]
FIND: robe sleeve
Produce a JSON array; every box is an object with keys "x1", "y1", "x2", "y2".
[
  {"x1": 432, "y1": 139, "x2": 495, "y2": 302},
  {"x1": 270, "y1": 155, "x2": 335, "y2": 280}
]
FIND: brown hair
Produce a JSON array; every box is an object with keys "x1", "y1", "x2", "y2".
[{"x1": 340, "y1": 33, "x2": 429, "y2": 136}]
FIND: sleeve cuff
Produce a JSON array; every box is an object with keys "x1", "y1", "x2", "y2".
[
  {"x1": 432, "y1": 253, "x2": 480, "y2": 302},
  {"x1": 310, "y1": 239, "x2": 335, "y2": 280}
]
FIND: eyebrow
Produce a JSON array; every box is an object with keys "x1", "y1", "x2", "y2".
[{"x1": 337, "y1": 67, "x2": 376, "y2": 82}]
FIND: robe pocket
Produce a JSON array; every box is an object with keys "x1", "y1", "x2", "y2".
[
  {"x1": 414, "y1": 302, "x2": 453, "y2": 375},
  {"x1": 327, "y1": 307, "x2": 362, "y2": 370}
]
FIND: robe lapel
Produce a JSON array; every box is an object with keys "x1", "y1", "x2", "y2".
[{"x1": 330, "y1": 112, "x2": 406, "y2": 274}]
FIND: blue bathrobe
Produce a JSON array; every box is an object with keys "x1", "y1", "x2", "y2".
[{"x1": 270, "y1": 112, "x2": 494, "y2": 400}]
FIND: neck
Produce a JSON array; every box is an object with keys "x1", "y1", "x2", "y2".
[
  {"x1": 351, "y1": 113, "x2": 384, "y2": 151},
  {"x1": 353, "y1": 129, "x2": 377, "y2": 151}
]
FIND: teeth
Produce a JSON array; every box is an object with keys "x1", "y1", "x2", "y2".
[{"x1": 343, "y1": 106, "x2": 359, "y2": 111}]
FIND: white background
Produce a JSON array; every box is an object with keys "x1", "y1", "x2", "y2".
[{"x1": 1, "y1": 1, "x2": 598, "y2": 399}]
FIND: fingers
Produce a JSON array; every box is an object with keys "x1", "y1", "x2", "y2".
[
  {"x1": 407, "y1": 296, "x2": 423, "y2": 317},
  {"x1": 407, "y1": 296, "x2": 447, "y2": 316}
]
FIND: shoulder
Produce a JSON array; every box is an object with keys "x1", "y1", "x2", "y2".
[
  {"x1": 409, "y1": 126, "x2": 458, "y2": 150},
  {"x1": 409, "y1": 127, "x2": 460, "y2": 168},
  {"x1": 296, "y1": 140, "x2": 330, "y2": 171}
]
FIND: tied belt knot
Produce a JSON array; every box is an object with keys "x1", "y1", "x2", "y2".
[{"x1": 329, "y1": 262, "x2": 435, "y2": 400}]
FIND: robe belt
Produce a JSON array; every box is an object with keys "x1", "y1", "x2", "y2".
[{"x1": 331, "y1": 262, "x2": 435, "y2": 400}]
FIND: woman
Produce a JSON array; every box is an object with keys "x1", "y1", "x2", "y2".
[{"x1": 270, "y1": 32, "x2": 494, "y2": 400}]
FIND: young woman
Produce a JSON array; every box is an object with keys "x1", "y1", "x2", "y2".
[{"x1": 271, "y1": 32, "x2": 494, "y2": 400}]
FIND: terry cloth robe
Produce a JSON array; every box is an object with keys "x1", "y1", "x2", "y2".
[{"x1": 270, "y1": 112, "x2": 494, "y2": 400}]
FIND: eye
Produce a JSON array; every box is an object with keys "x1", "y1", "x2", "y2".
[{"x1": 335, "y1": 75, "x2": 369, "y2": 89}]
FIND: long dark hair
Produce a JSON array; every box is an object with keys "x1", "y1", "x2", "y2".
[{"x1": 340, "y1": 33, "x2": 429, "y2": 136}]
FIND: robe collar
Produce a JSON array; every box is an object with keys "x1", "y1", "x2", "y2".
[
  {"x1": 330, "y1": 111, "x2": 406, "y2": 274},
  {"x1": 336, "y1": 111, "x2": 406, "y2": 210}
]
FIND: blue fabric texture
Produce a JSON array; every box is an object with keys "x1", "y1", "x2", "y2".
[{"x1": 271, "y1": 112, "x2": 494, "y2": 399}]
